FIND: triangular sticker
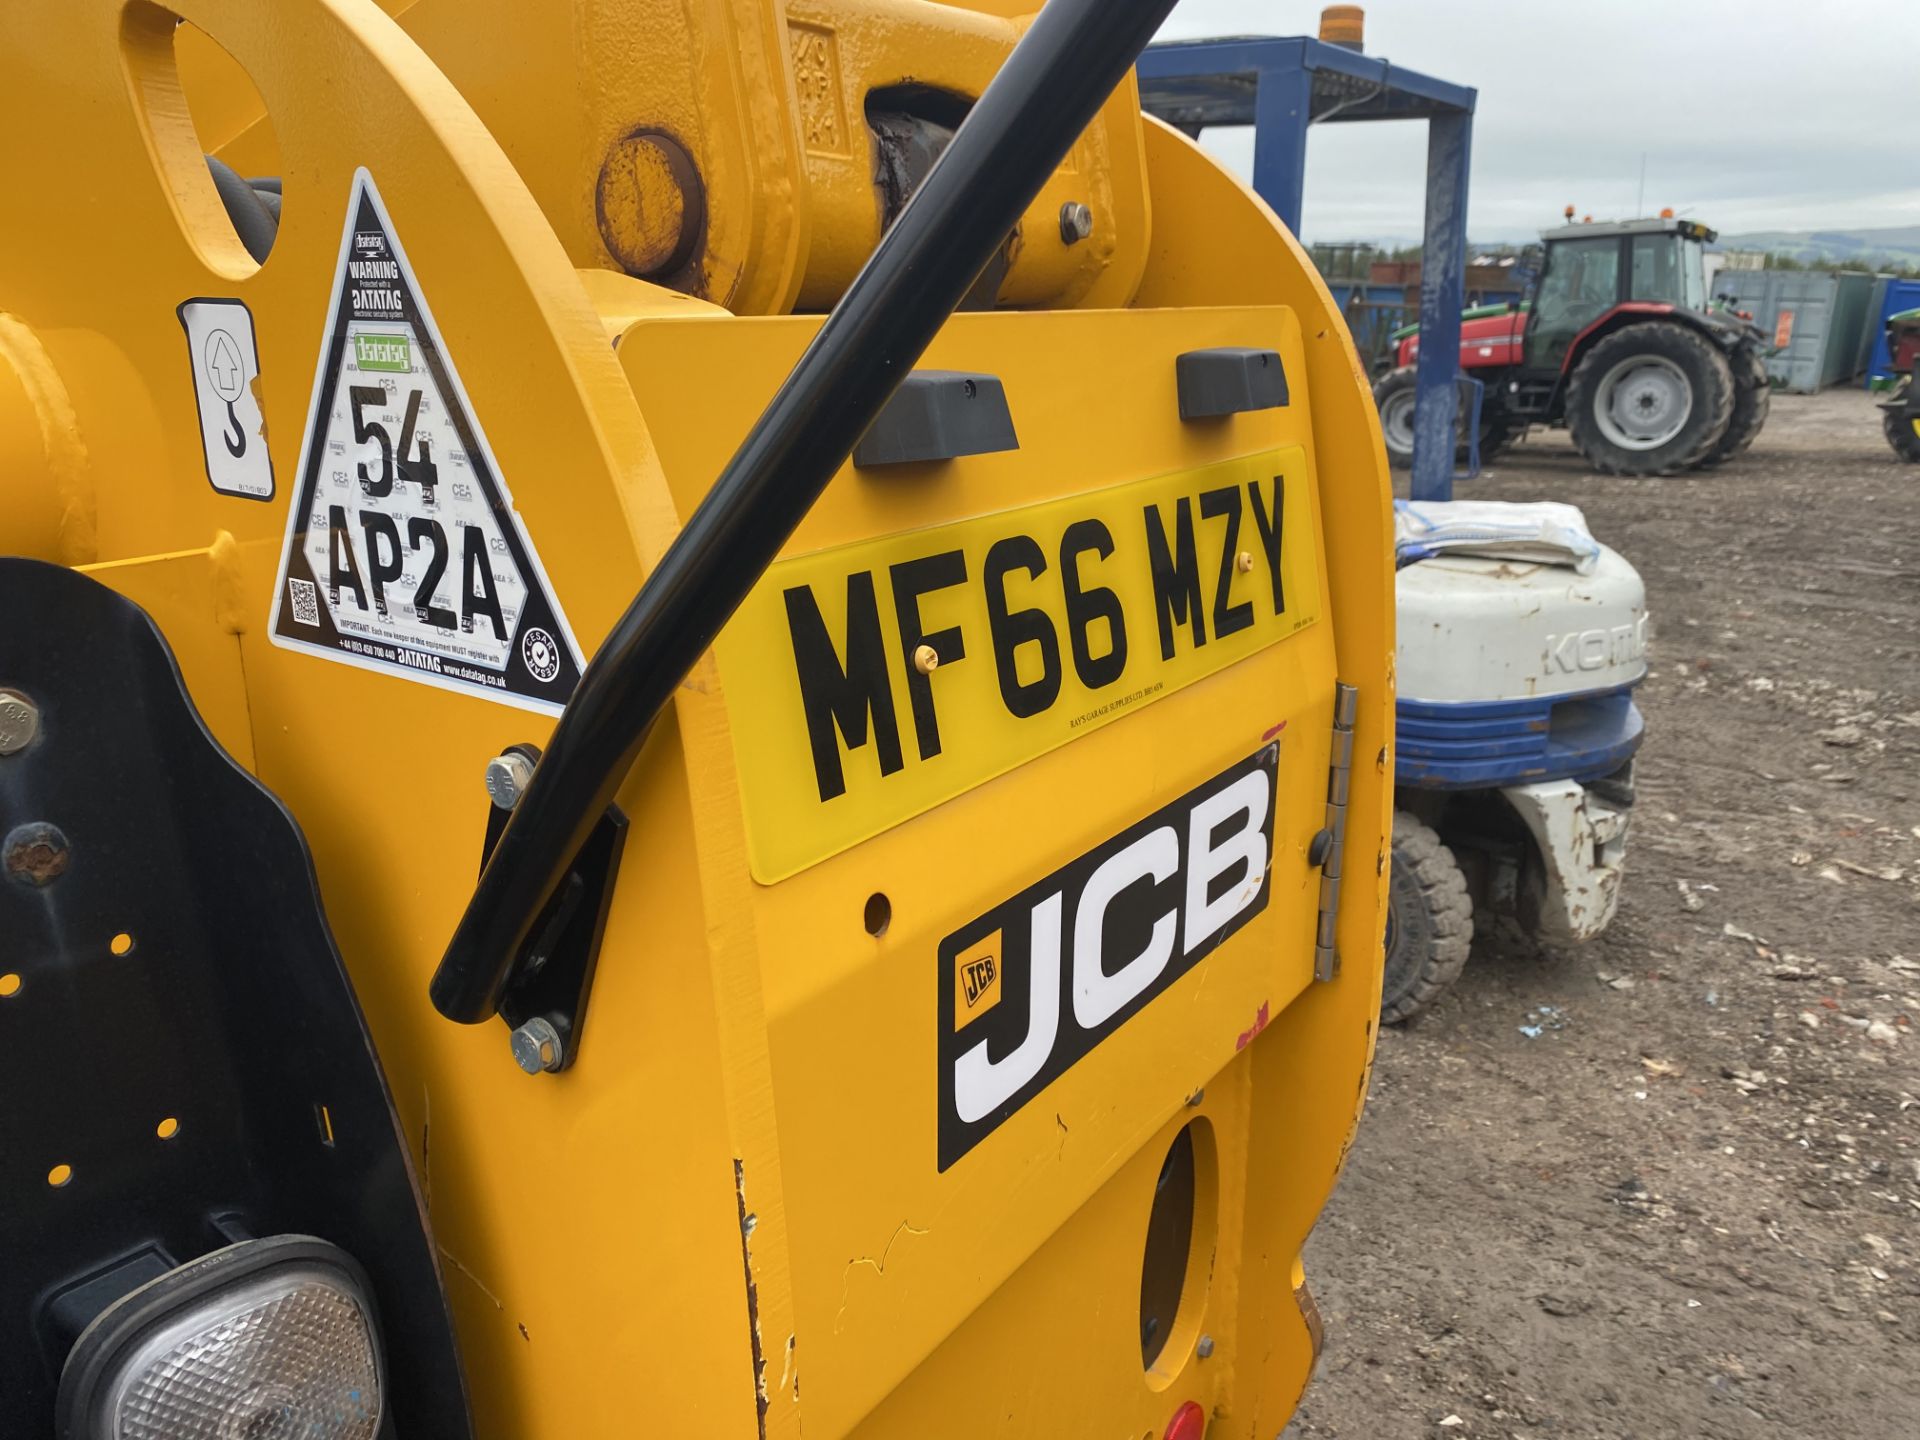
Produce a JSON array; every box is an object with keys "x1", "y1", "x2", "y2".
[{"x1": 269, "y1": 168, "x2": 585, "y2": 713}]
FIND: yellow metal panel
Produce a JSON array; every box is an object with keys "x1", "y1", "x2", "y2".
[{"x1": 616, "y1": 298, "x2": 1345, "y2": 1432}]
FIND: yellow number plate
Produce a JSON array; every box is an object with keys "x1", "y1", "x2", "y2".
[{"x1": 717, "y1": 445, "x2": 1321, "y2": 881}]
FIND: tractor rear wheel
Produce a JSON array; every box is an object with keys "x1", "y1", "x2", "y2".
[
  {"x1": 1373, "y1": 366, "x2": 1514, "y2": 472},
  {"x1": 1887, "y1": 403, "x2": 1920, "y2": 463},
  {"x1": 1566, "y1": 321, "x2": 1734, "y2": 476},
  {"x1": 1381, "y1": 812, "x2": 1473, "y2": 1024},
  {"x1": 1696, "y1": 344, "x2": 1770, "y2": 468}
]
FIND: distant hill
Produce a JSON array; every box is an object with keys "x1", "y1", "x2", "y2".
[{"x1": 1720, "y1": 225, "x2": 1920, "y2": 268}]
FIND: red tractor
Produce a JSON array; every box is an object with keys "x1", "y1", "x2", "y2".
[{"x1": 1375, "y1": 216, "x2": 1771, "y2": 475}]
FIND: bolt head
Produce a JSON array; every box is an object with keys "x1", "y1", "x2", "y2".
[
  {"x1": 510, "y1": 1017, "x2": 564, "y2": 1075},
  {"x1": 1196, "y1": 1334, "x2": 1216, "y2": 1360},
  {"x1": 1059, "y1": 201, "x2": 1094, "y2": 245},
  {"x1": 913, "y1": 643, "x2": 940, "y2": 675},
  {"x1": 485, "y1": 752, "x2": 535, "y2": 811},
  {"x1": 0, "y1": 690, "x2": 40, "y2": 756}
]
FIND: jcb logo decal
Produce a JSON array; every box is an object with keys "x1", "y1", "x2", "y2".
[
  {"x1": 954, "y1": 932, "x2": 1002, "y2": 1026},
  {"x1": 935, "y1": 747, "x2": 1277, "y2": 1170},
  {"x1": 718, "y1": 447, "x2": 1321, "y2": 881}
]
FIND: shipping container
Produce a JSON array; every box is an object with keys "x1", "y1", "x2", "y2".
[{"x1": 1711, "y1": 269, "x2": 1878, "y2": 392}]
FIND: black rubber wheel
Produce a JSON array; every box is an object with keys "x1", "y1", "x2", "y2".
[
  {"x1": 1372, "y1": 365, "x2": 1513, "y2": 472},
  {"x1": 1886, "y1": 403, "x2": 1920, "y2": 464},
  {"x1": 1381, "y1": 812, "x2": 1473, "y2": 1024},
  {"x1": 1478, "y1": 417, "x2": 1518, "y2": 462},
  {"x1": 1373, "y1": 366, "x2": 1418, "y2": 470},
  {"x1": 1566, "y1": 321, "x2": 1734, "y2": 476},
  {"x1": 1696, "y1": 344, "x2": 1770, "y2": 468}
]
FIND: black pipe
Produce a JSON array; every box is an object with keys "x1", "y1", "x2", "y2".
[{"x1": 431, "y1": 0, "x2": 1179, "y2": 1023}]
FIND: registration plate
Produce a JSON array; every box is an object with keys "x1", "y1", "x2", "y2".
[{"x1": 717, "y1": 445, "x2": 1321, "y2": 881}]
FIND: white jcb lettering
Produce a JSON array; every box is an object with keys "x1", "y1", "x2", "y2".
[
  {"x1": 1183, "y1": 770, "x2": 1271, "y2": 955},
  {"x1": 1072, "y1": 826, "x2": 1179, "y2": 1030},
  {"x1": 954, "y1": 891, "x2": 1062, "y2": 1124}
]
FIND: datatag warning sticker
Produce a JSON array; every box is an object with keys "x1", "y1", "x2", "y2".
[{"x1": 268, "y1": 167, "x2": 584, "y2": 711}]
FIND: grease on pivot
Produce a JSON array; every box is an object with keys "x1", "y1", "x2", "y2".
[
  {"x1": 4, "y1": 821, "x2": 69, "y2": 886},
  {"x1": 595, "y1": 130, "x2": 706, "y2": 282}
]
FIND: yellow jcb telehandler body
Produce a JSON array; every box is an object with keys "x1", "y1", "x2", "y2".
[{"x1": 0, "y1": 1, "x2": 1394, "y2": 1435}]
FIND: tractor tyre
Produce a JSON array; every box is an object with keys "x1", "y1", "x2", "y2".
[
  {"x1": 1886, "y1": 399, "x2": 1920, "y2": 464},
  {"x1": 1696, "y1": 345, "x2": 1771, "y2": 468},
  {"x1": 1381, "y1": 812, "x2": 1473, "y2": 1024},
  {"x1": 1373, "y1": 365, "x2": 1514, "y2": 473},
  {"x1": 1373, "y1": 366, "x2": 1418, "y2": 470},
  {"x1": 1478, "y1": 415, "x2": 1518, "y2": 463},
  {"x1": 1566, "y1": 321, "x2": 1734, "y2": 476}
]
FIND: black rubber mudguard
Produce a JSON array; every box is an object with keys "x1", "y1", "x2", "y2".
[{"x1": 0, "y1": 558, "x2": 470, "y2": 1436}]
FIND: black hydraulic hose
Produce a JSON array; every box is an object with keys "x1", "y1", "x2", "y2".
[{"x1": 431, "y1": 0, "x2": 1179, "y2": 1023}]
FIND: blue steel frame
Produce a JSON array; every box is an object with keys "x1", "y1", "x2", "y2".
[{"x1": 1138, "y1": 37, "x2": 1476, "y2": 501}]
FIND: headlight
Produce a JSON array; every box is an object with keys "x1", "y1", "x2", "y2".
[{"x1": 56, "y1": 1236, "x2": 384, "y2": 1440}]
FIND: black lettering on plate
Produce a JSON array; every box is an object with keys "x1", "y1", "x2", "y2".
[
  {"x1": 984, "y1": 535, "x2": 1062, "y2": 719},
  {"x1": 935, "y1": 745, "x2": 1277, "y2": 1170},
  {"x1": 328, "y1": 503, "x2": 368, "y2": 609},
  {"x1": 785, "y1": 573, "x2": 904, "y2": 802},
  {"x1": 1247, "y1": 475, "x2": 1286, "y2": 615},
  {"x1": 1199, "y1": 485, "x2": 1253, "y2": 639},
  {"x1": 407, "y1": 517, "x2": 456, "y2": 630},
  {"x1": 1144, "y1": 497, "x2": 1205, "y2": 660},
  {"x1": 1058, "y1": 519, "x2": 1127, "y2": 689},
  {"x1": 360, "y1": 509, "x2": 404, "y2": 614},
  {"x1": 461, "y1": 524, "x2": 507, "y2": 641}
]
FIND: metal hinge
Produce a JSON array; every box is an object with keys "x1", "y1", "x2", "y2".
[{"x1": 1312, "y1": 682, "x2": 1359, "y2": 983}]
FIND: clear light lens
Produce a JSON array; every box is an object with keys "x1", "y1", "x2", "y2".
[{"x1": 102, "y1": 1266, "x2": 382, "y2": 1440}]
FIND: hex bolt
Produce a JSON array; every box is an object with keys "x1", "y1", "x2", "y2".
[
  {"x1": 1195, "y1": 1334, "x2": 1215, "y2": 1360},
  {"x1": 510, "y1": 1016, "x2": 565, "y2": 1075},
  {"x1": 0, "y1": 690, "x2": 40, "y2": 756},
  {"x1": 1058, "y1": 201, "x2": 1093, "y2": 245},
  {"x1": 485, "y1": 751, "x2": 536, "y2": 811}
]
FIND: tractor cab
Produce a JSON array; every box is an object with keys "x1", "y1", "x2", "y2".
[{"x1": 1523, "y1": 216, "x2": 1714, "y2": 373}]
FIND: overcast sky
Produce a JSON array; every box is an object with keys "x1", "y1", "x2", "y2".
[{"x1": 1154, "y1": 1, "x2": 1920, "y2": 244}]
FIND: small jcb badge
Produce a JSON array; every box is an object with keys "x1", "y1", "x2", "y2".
[
  {"x1": 268, "y1": 168, "x2": 584, "y2": 713},
  {"x1": 953, "y1": 929, "x2": 1003, "y2": 1029},
  {"x1": 177, "y1": 298, "x2": 274, "y2": 500}
]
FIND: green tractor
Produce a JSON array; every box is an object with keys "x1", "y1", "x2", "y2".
[{"x1": 1880, "y1": 307, "x2": 1920, "y2": 463}]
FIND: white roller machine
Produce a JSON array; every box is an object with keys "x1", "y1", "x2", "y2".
[{"x1": 1383, "y1": 501, "x2": 1648, "y2": 1021}]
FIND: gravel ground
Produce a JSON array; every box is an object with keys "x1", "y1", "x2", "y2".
[{"x1": 1284, "y1": 386, "x2": 1920, "y2": 1440}]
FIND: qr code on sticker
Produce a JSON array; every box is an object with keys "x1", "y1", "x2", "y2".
[{"x1": 287, "y1": 577, "x2": 320, "y2": 626}]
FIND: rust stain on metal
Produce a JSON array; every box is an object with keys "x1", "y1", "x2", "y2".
[
  {"x1": 1295, "y1": 1276, "x2": 1326, "y2": 1361},
  {"x1": 734, "y1": 1158, "x2": 770, "y2": 1439},
  {"x1": 4, "y1": 823, "x2": 69, "y2": 886},
  {"x1": 1234, "y1": 998, "x2": 1271, "y2": 1051}
]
